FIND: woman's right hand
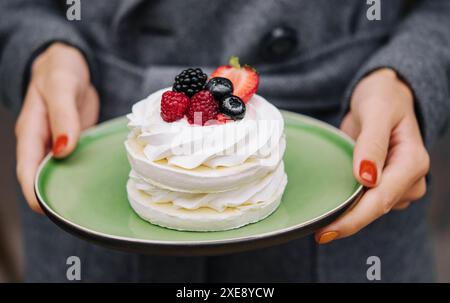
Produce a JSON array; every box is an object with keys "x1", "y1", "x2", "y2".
[{"x1": 15, "y1": 42, "x2": 99, "y2": 213}]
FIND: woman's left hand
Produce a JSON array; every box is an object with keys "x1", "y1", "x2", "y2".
[{"x1": 315, "y1": 68, "x2": 430, "y2": 244}]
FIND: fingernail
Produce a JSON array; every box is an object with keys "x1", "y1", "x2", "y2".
[
  {"x1": 317, "y1": 231, "x2": 339, "y2": 244},
  {"x1": 52, "y1": 134, "x2": 68, "y2": 156},
  {"x1": 359, "y1": 160, "x2": 377, "y2": 186}
]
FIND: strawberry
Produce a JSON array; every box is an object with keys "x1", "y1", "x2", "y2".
[
  {"x1": 210, "y1": 56, "x2": 259, "y2": 103},
  {"x1": 216, "y1": 113, "x2": 232, "y2": 124}
]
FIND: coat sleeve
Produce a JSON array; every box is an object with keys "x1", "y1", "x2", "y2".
[
  {"x1": 343, "y1": 0, "x2": 450, "y2": 147},
  {"x1": 0, "y1": 0, "x2": 96, "y2": 114}
]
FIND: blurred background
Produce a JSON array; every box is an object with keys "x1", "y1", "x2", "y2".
[
  {"x1": 0, "y1": 105, "x2": 449, "y2": 282},
  {"x1": 0, "y1": 106, "x2": 22, "y2": 282}
]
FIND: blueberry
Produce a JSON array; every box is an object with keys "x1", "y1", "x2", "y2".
[
  {"x1": 219, "y1": 95, "x2": 246, "y2": 120},
  {"x1": 205, "y1": 77, "x2": 233, "y2": 101}
]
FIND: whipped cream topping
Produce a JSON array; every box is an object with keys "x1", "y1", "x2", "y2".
[{"x1": 127, "y1": 88, "x2": 284, "y2": 170}]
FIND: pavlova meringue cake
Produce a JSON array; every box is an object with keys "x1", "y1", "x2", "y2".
[{"x1": 125, "y1": 58, "x2": 287, "y2": 231}]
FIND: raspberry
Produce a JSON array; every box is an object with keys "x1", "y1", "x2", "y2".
[
  {"x1": 187, "y1": 90, "x2": 218, "y2": 125},
  {"x1": 160, "y1": 91, "x2": 190, "y2": 122}
]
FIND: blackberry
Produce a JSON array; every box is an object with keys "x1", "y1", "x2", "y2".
[{"x1": 173, "y1": 68, "x2": 208, "y2": 97}]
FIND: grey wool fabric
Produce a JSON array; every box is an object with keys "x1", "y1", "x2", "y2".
[{"x1": 0, "y1": 0, "x2": 449, "y2": 282}]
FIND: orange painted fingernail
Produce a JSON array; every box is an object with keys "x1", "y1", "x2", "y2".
[
  {"x1": 317, "y1": 231, "x2": 339, "y2": 244},
  {"x1": 359, "y1": 160, "x2": 377, "y2": 186},
  {"x1": 52, "y1": 134, "x2": 68, "y2": 155}
]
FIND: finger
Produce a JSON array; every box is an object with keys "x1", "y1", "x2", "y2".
[
  {"x1": 402, "y1": 177, "x2": 427, "y2": 202},
  {"x1": 385, "y1": 115, "x2": 428, "y2": 209},
  {"x1": 40, "y1": 74, "x2": 81, "y2": 158},
  {"x1": 78, "y1": 84, "x2": 100, "y2": 130},
  {"x1": 392, "y1": 177, "x2": 426, "y2": 211},
  {"x1": 392, "y1": 201, "x2": 411, "y2": 210},
  {"x1": 315, "y1": 144, "x2": 423, "y2": 243},
  {"x1": 340, "y1": 113, "x2": 359, "y2": 140},
  {"x1": 352, "y1": 109, "x2": 392, "y2": 187},
  {"x1": 15, "y1": 85, "x2": 50, "y2": 214}
]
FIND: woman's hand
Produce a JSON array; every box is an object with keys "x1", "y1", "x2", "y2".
[
  {"x1": 15, "y1": 42, "x2": 99, "y2": 214},
  {"x1": 315, "y1": 68, "x2": 430, "y2": 244}
]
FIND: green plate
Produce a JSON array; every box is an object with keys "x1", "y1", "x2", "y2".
[{"x1": 35, "y1": 111, "x2": 363, "y2": 255}]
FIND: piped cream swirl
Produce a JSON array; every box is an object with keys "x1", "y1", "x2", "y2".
[{"x1": 127, "y1": 88, "x2": 284, "y2": 170}]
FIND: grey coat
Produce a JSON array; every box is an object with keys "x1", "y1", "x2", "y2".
[{"x1": 1, "y1": 0, "x2": 449, "y2": 282}]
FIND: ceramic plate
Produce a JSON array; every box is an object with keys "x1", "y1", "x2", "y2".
[{"x1": 35, "y1": 111, "x2": 363, "y2": 255}]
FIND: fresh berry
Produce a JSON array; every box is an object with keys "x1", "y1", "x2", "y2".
[
  {"x1": 210, "y1": 56, "x2": 259, "y2": 103},
  {"x1": 187, "y1": 90, "x2": 218, "y2": 125},
  {"x1": 173, "y1": 68, "x2": 208, "y2": 97},
  {"x1": 205, "y1": 77, "x2": 233, "y2": 101},
  {"x1": 216, "y1": 113, "x2": 232, "y2": 124},
  {"x1": 219, "y1": 95, "x2": 246, "y2": 120},
  {"x1": 160, "y1": 91, "x2": 190, "y2": 122}
]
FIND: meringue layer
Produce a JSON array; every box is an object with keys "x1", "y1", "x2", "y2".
[{"x1": 127, "y1": 174, "x2": 286, "y2": 232}]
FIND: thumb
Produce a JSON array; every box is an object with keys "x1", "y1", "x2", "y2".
[
  {"x1": 353, "y1": 112, "x2": 392, "y2": 187},
  {"x1": 43, "y1": 81, "x2": 81, "y2": 158}
]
